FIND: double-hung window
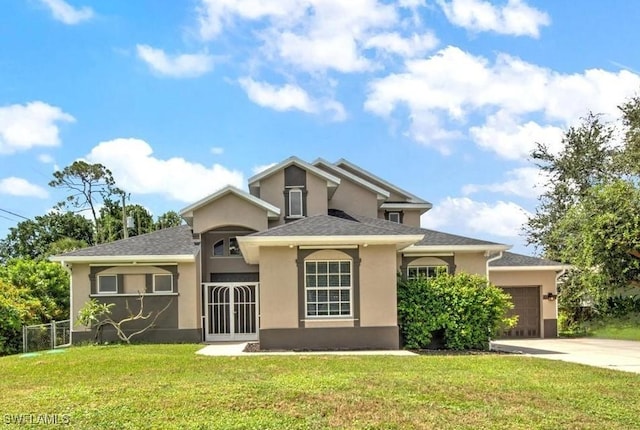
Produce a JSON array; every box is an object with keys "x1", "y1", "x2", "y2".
[
  {"x1": 289, "y1": 188, "x2": 303, "y2": 218},
  {"x1": 305, "y1": 260, "x2": 351, "y2": 317}
]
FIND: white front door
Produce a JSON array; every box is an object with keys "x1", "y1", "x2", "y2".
[{"x1": 204, "y1": 283, "x2": 259, "y2": 341}]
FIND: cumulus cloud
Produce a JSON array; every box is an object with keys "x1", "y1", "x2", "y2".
[
  {"x1": 39, "y1": 0, "x2": 94, "y2": 24},
  {"x1": 136, "y1": 44, "x2": 213, "y2": 78},
  {"x1": 85, "y1": 138, "x2": 244, "y2": 202},
  {"x1": 436, "y1": 0, "x2": 550, "y2": 38},
  {"x1": 462, "y1": 167, "x2": 549, "y2": 199},
  {"x1": 0, "y1": 101, "x2": 75, "y2": 155},
  {"x1": 364, "y1": 32, "x2": 439, "y2": 58},
  {"x1": 366, "y1": 46, "x2": 640, "y2": 158},
  {"x1": 0, "y1": 177, "x2": 49, "y2": 198},
  {"x1": 422, "y1": 197, "x2": 530, "y2": 238},
  {"x1": 239, "y1": 78, "x2": 346, "y2": 120}
]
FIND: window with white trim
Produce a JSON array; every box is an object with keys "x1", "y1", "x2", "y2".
[
  {"x1": 388, "y1": 212, "x2": 401, "y2": 223},
  {"x1": 305, "y1": 260, "x2": 351, "y2": 317},
  {"x1": 97, "y1": 275, "x2": 117, "y2": 294},
  {"x1": 289, "y1": 188, "x2": 303, "y2": 218},
  {"x1": 407, "y1": 265, "x2": 448, "y2": 280},
  {"x1": 153, "y1": 274, "x2": 173, "y2": 293}
]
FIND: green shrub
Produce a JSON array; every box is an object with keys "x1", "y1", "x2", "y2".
[{"x1": 397, "y1": 273, "x2": 516, "y2": 350}]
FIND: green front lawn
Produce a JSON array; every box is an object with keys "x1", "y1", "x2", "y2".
[
  {"x1": 1, "y1": 344, "x2": 639, "y2": 429},
  {"x1": 586, "y1": 314, "x2": 640, "y2": 341}
]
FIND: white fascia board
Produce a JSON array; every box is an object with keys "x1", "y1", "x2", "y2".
[
  {"x1": 402, "y1": 244, "x2": 511, "y2": 254},
  {"x1": 248, "y1": 156, "x2": 341, "y2": 188},
  {"x1": 312, "y1": 158, "x2": 390, "y2": 200},
  {"x1": 380, "y1": 202, "x2": 433, "y2": 210},
  {"x1": 179, "y1": 185, "x2": 280, "y2": 219},
  {"x1": 490, "y1": 265, "x2": 571, "y2": 272},
  {"x1": 334, "y1": 158, "x2": 430, "y2": 204},
  {"x1": 49, "y1": 254, "x2": 196, "y2": 264},
  {"x1": 238, "y1": 234, "x2": 424, "y2": 264}
]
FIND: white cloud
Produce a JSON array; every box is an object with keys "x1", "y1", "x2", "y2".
[
  {"x1": 437, "y1": 0, "x2": 550, "y2": 38},
  {"x1": 366, "y1": 46, "x2": 640, "y2": 158},
  {"x1": 470, "y1": 111, "x2": 565, "y2": 160},
  {"x1": 0, "y1": 101, "x2": 75, "y2": 155},
  {"x1": 422, "y1": 197, "x2": 530, "y2": 238},
  {"x1": 252, "y1": 162, "x2": 277, "y2": 175},
  {"x1": 136, "y1": 45, "x2": 213, "y2": 78},
  {"x1": 364, "y1": 32, "x2": 439, "y2": 58},
  {"x1": 85, "y1": 138, "x2": 244, "y2": 202},
  {"x1": 0, "y1": 177, "x2": 49, "y2": 198},
  {"x1": 462, "y1": 167, "x2": 548, "y2": 198},
  {"x1": 38, "y1": 154, "x2": 55, "y2": 164},
  {"x1": 210, "y1": 146, "x2": 224, "y2": 155},
  {"x1": 239, "y1": 78, "x2": 346, "y2": 120},
  {"x1": 39, "y1": 0, "x2": 94, "y2": 25}
]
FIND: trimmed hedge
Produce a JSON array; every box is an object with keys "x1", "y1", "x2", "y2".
[{"x1": 398, "y1": 272, "x2": 516, "y2": 350}]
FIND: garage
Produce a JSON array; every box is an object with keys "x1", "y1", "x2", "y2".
[{"x1": 500, "y1": 286, "x2": 540, "y2": 338}]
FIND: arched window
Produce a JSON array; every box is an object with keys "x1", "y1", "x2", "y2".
[
  {"x1": 213, "y1": 239, "x2": 224, "y2": 256},
  {"x1": 407, "y1": 257, "x2": 448, "y2": 280}
]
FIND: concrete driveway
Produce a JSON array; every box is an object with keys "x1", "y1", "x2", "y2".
[{"x1": 491, "y1": 338, "x2": 640, "y2": 374}]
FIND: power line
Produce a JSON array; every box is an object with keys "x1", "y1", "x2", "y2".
[{"x1": 0, "y1": 208, "x2": 29, "y2": 220}]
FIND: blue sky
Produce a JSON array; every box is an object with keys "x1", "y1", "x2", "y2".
[{"x1": 1, "y1": 0, "x2": 639, "y2": 254}]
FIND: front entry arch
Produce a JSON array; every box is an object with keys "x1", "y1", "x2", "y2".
[{"x1": 203, "y1": 283, "x2": 259, "y2": 341}]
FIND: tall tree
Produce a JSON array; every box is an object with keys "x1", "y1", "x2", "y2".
[
  {"x1": 49, "y1": 161, "x2": 120, "y2": 241},
  {"x1": 0, "y1": 212, "x2": 93, "y2": 261},
  {"x1": 155, "y1": 211, "x2": 183, "y2": 229},
  {"x1": 97, "y1": 199, "x2": 155, "y2": 243},
  {"x1": 525, "y1": 113, "x2": 619, "y2": 260}
]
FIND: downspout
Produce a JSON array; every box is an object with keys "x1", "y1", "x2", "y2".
[
  {"x1": 553, "y1": 268, "x2": 568, "y2": 319},
  {"x1": 59, "y1": 261, "x2": 73, "y2": 343},
  {"x1": 485, "y1": 251, "x2": 503, "y2": 285}
]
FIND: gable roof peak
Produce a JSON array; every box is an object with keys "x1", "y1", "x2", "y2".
[{"x1": 248, "y1": 156, "x2": 340, "y2": 188}]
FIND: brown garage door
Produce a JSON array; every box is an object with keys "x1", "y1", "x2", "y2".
[{"x1": 500, "y1": 286, "x2": 540, "y2": 338}]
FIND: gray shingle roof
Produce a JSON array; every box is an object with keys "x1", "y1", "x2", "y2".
[
  {"x1": 57, "y1": 225, "x2": 197, "y2": 257},
  {"x1": 250, "y1": 214, "x2": 406, "y2": 237},
  {"x1": 490, "y1": 251, "x2": 563, "y2": 267}
]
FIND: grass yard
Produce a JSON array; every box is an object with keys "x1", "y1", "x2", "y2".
[
  {"x1": 1, "y1": 345, "x2": 639, "y2": 429},
  {"x1": 586, "y1": 314, "x2": 640, "y2": 341}
]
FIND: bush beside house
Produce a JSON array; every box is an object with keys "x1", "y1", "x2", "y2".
[{"x1": 398, "y1": 273, "x2": 516, "y2": 350}]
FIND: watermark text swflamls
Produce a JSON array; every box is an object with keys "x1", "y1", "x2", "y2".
[{"x1": 3, "y1": 414, "x2": 70, "y2": 426}]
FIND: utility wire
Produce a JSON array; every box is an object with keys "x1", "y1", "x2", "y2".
[{"x1": 0, "y1": 208, "x2": 29, "y2": 220}]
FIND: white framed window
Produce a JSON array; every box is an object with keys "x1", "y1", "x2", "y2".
[
  {"x1": 407, "y1": 265, "x2": 448, "y2": 280},
  {"x1": 213, "y1": 239, "x2": 224, "y2": 256},
  {"x1": 153, "y1": 274, "x2": 173, "y2": 293},
  {"x1": 97, "y1": 275, "x2": 118, "y2": 294},
  {"x1": 305, "y1": 260, "x2": 351, "y2": 317},
  {"x1": 388, "y1": 212, "x2": 401, "y2": 223},
  {"x1": 289, "y1": 188, "x2": 303, "y2": 218}
]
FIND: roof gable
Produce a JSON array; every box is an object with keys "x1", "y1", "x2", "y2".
[
  {"x1": 179, "y1": 185, "x2": 280, "y2": 224},
  {"x1": 313, "y1": 158, "x2": 390, "y2": 201},
  {"x1": 248, "y1": 156, "x2": 340, "y2": 190}
]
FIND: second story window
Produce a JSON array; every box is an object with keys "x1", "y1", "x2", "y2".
[
  {"x1": 388, "y1": 212, "x2": 401, "y2": 223},
  {"x1": 289, "y1": 188, "x2": 303, "y2": 218}
]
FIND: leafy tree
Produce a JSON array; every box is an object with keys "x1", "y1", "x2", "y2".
[
  {"x1": 0, "y1": 212, "x2": 93, "y2": 261},
  {"x1": 397, "y1": 273, "x2": 515, "y2": 350},
  {"x1": 526, "y1": 113, "x2": 618, "y2": 260},
  {"x1": 155, "y1": 211, "x2": 183, "y2": 229},
  {"x1": 49, "y1": 161, "x2": 120, "y2": 241},
  {"x1": 0, "y1": 259, "x2": 70, "y2": 321},
  {"x1": 0, "y1": 279, "x2": 42, "y2": 355},
  {"x1": 97, "y1": 199, "x2": 155, "y2": 243}
]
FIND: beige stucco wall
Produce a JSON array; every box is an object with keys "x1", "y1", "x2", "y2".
[
  {"x1": 329, "y1": 178, "x2": 378, "y2": 218},
  {"x1": 71, "y1": 264, "x2": 91, "y2": 331},
  {"x1": 306, "y1": 172, "x2": 328, "y2": 217},
  {"x1": 359, "y1": 245, "x2": 398, "y2": 327},
  {"x1": 402, "y1": 210, "x2": 422, "y2": 228},
  {"x1": 455, "y1": 252, "x2": 487, "y2": 276},
  {"x1": 192, "y1": 193, "x2": 268, "y2": 233},
  {"x1": 259, "y1": 246, "x2": 298, "y2": 329},
  {"x1": 177, "y1": 262, "x2": 199, "y2": 329},
  {"x1": 70, "y1": 262, "x2": 200, "y2": 331},
  {"x1": 490, "y1": 270, "x2": 558, "y2": 320},
  {"x1": 258, "y1": 170, "x2": 284, "y2": 225}
]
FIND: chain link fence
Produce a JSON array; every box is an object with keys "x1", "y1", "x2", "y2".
[{"x1": 22, "y1": 320, "x2": 71, "y2": 353}]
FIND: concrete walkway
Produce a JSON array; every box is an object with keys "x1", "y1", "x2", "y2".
[
  {"x1": 196, "y1": 342, "x2": 416, "y2": 357},
  {"x1": 491, "y1": 338, "x2": 640, "y2": 374}
]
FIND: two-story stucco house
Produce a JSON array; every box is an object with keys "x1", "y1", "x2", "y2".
[{"x1": 52, "y1": 157, "x2": 567, "y2": 350}]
